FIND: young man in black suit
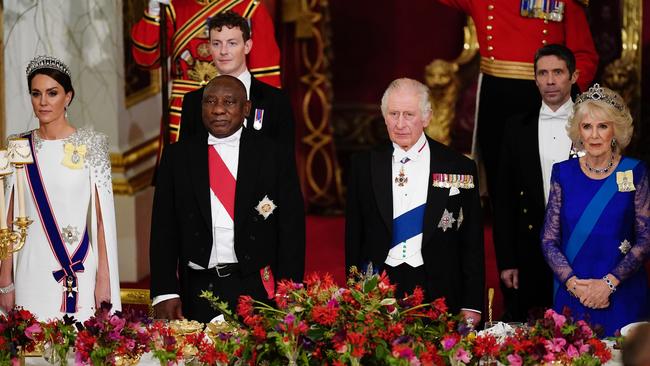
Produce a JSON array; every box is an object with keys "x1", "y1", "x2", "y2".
[
  {"x1": 178, "y1": 11, "x2": 295, "y2": 158},
  {"x1": 493, "y1": 44, "x2": 579, "y2": 322},
  {"x1": 345, "y1": 78, "x2": 484, "y2": 326},
  {"x1": 150, "y1": 75, "x2": 305, "y2": 322}
]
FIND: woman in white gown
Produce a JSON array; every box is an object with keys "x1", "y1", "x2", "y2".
[{"x1": 0, "y1": 55, "x2": 120, "y2": 321}]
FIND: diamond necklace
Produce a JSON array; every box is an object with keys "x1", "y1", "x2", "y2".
[{"x1": 584, "y1": 154, "x2": 614, "y2": 174}]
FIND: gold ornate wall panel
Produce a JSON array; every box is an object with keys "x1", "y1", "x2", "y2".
[
  {"x1": 0, "y1": 1, "x2": 5, "y2": 143},
  {"x1": 284, "y1": 0, "x2": 344, "y2": 211},
  {"x1": 110, "y1": 137, "x2": 158, "y2": 195}
]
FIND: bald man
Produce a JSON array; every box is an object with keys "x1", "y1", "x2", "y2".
[{"x1": 150, "y1": 76, "x2": 305, "y2": 322}]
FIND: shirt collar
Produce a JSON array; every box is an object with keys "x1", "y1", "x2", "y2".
[
  {"x1": 207, "y1": 127, "x2": 243, "y2": 146},
  {"x1": 540, "y1": 98, "x2": 573, "y2": 121},
  {"x1": 392, "y1": 133, "x2": 428, "y2": 162}
]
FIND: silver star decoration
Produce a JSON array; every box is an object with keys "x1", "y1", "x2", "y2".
[
  {"x1": 619, "y1": 239, "x2": 632, "y2": 254},
  {"x1": 456, "y1": 207, "x2": 464, "y2": 230},
  {"x1": 62, "y1": 225, "x2": 80, "y2": 245},
  {"x1": 438, "y1": 209, "x2": 456, "y2": 232}
]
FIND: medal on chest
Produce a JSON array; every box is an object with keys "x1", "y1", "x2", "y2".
[
  {"x1": 394, "y1": 157, "x2": 410, "y2": 187},
  {"x1": 62, "y1": 143, "x2": 86, "y2": 169}
]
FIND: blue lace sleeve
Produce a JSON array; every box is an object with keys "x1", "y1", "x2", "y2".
[
  {"x1": 541, "y1": 166, "x2": 574, "y2": 284},
  {"x1": 611, "y1": 166, "x2": 650, "y2": 281}
]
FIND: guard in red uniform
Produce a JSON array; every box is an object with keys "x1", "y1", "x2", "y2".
[
  {"x1": 131, "y1": 0, "x2": 281, "y2": 143},
  {"x1": 437, "y1": 0, "x2": 598, "y2": 209}
]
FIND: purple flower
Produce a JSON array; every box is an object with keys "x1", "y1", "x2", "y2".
[
  {"x1": 442, "y1": 335, "x2": 458, "y2": 351},
  {"x1": 284, "y1": 313, "x2": 296, "y2": 325}
]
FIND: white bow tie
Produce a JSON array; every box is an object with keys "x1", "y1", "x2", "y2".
[
  {"x1": 540, "y1": 109, "x2": 570, "y2": 121},
  {"x1": 207, "y1": 133, "x2": 239, "y2": 147}
]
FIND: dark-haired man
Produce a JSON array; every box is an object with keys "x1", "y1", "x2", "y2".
[
  {"x1": 493, "y1": 44, "x2": 580, "y2": 321},
  {"x1": 179, "y1": 10, "x2": 296, "y2": 161},
  {"x1": 150, "y1": 76, "x2": 305, "y2": 322}
]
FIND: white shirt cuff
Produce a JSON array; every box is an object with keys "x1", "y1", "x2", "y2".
[{"x1": 152, "y1": 293, "x2": 180, "y2": 307}]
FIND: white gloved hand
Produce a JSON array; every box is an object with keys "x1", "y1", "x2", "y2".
[{"x1": 148, "y1": 0, "x2": 171, "y2": 17}]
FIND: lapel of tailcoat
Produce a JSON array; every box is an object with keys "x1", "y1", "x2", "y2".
[
  {"x1": 422, "y1": 140, "x2": 451, "y2": 246},
  {"x1": 188, "y1": 132, "x2": 212, "y2": 231}
]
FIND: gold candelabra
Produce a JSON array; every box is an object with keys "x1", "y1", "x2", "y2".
[
  {"x1": 0, "y1": 140, "x2": 35, "y2": 260},
  {"x1": 0, "y1": 216, "x2": 32, "y2": 259}
]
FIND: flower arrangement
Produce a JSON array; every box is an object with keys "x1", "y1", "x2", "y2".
[
  {"x1": 472, "y1": 308, "x2": 612, "y2": 366},
  {"x1": 23, "y1": 314, "x2": 78, "y2": 366},
  {"x1": 201, "y1": 268, "x2": 473, "y2": 366},
  {"x1": 0, "y1": 307, "x2": 40, "y2": 363},
  {"x1": 148, "y1": 320, "x2": 181, "y2": 366},
  {"x1": 74, "y1": 302, "x2": 151, "y2": 366}
]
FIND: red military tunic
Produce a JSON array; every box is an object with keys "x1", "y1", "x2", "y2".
[
  {"x1": 438, "y1": 0, "x2": 598, "y2": 91},
  {"x1": 131, "y1": 0, "x2": 281, "y2": 143}
]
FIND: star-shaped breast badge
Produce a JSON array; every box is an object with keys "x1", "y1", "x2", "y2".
[{"x1": 438, "y1": 209, "x2": 456, "y2": 232}]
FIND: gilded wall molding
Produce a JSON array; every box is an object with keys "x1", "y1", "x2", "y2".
[
  {"x1": 110, "y1": 137, "x2": 158, "y2": 195},
  {"x1": 0, "y1": 1, "x2": 5, "y2": 143},
  {"x1": 602, "y1": 0, "x2": 642, "y2": 114}
]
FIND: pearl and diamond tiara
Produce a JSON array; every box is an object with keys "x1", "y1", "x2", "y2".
[{"x1": 25, "y1": 55, "x2": 70, "y2": 78}]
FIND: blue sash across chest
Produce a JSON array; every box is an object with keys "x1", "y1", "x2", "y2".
[
  {"x1": 25, "y1": 133, "x2": 90, "y2": 313},
  {"x1": 391, "y1": 203, "x2": 426, "y2": 248}
]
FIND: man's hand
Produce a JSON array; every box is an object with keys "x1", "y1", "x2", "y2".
[
  {"x1": 500, "y1": 269, "x2": 519, "y2": 289},
  {"x1": 460, "y1": 310, "x2": 481, "y2": 328},
  {"x1": 153, "y1": 298, "x2": 184, "y2": 320}
]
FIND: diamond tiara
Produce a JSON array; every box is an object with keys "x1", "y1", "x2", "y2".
[
  {"x1": 25, "y1": 55, "x2": 70, "y2": 78},
  {"x1": 574, "y1": 83, "x2": 626, "y2": 112}
]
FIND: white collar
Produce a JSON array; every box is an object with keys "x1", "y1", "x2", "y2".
[
  {"x1": 392, "y1": 133, "x2": 428, "y2": 162},
  {"x1": 207, "y1": 127, "x2": 243, "y2": 146}
]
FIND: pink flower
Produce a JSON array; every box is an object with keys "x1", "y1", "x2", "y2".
[
  {"x1": 566, "y1": 344, "x2": 579, "y2": 358},
  {"x1": 507, "y1": 354, "x2": 523, "y2": 366},
  {"x1": 544, "y1": 338, "x2": 566, "y2": 353},
  {"x1": 454, "y1": 348, "x2": 471, "y2": 364},
  {"x1": 24, "y1": 323, "x2": 42, "y2": 340},
  {"x1": 552, "y1": 312, "x2": 566, "y2": 328}
]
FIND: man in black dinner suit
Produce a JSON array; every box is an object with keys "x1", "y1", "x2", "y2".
[
  {"x1": 179, "y1": 10, "x2": 295, "y2": 158},
  {"x1": 345, "y1": 78, "x2": 484, "y2": 325},
  {"x1": 493, "y1": 44, "x2": 579, "y2": 322},
  {"x1": 150, "y1": 75, "x2": 305, "y2": 322}
]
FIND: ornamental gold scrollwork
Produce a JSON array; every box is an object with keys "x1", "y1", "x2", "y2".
[
  {"x1": 285, "y1": 0, "x2": 344, "y2": 210},
  {"x1": 424, "y1": 17, "x2": 479, "y2": 146},
  {"x1": 601, "y1": 0, "x2": 641, "y2": 119}
]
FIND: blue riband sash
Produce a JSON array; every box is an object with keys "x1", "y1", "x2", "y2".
[
  {"x1": 391, "y1": 203, "x2": 426, "y2": 249},
  {"x1": 25, "y1": 133, "x2": 89, "y2": 313},
  {"x1": 554, "y1": 158, "x2": 639, "y2": 297}
]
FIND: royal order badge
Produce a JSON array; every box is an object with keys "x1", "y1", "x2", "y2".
[
  {"x1": 616, "y1": 170, "x2": 635, "y2": 192},
  {"x1": 438, "y1": 209, "x2": 456, "y2": 232},
  {"x1": 619, "y1": 239, "x2": 632, "y2": 254},
  {"x1": 62, "y1": 143, "x2": 87, "y2": 169},
  {"x1": 256, "y1": 195, "x2": 277, "y2": 220}
]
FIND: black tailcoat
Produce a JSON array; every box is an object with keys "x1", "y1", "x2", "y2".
[{"x1": 345, "y1": 137, "x2": 485, "y2": 312}]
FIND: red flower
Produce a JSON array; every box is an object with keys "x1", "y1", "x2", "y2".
[
  {"x1": 311, "y1": 304, "x2": 339, "y2": 326},
  {"x1": 587, "y1": 338, "x2": 612, "y2": 363},
  {"x1": 473, "y1": 334, "x2": 500, "y2": 358},
  {"x1": 237, "y1": 295, "x2": 255, "y2": 318}
]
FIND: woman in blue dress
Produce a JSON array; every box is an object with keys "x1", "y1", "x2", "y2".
[{"x1": 541, "y1": 84, "x2": 649, "y2": 336}]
